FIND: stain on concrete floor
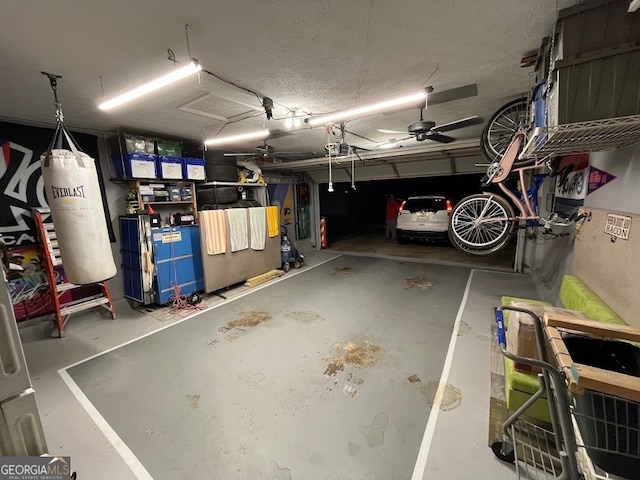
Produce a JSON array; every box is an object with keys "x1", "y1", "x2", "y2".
[
  {"x1": 331, "y1": 267, "x2": 354, "y2": 276},
  {"x1": 364, "y1": 412, "x2": 389, "y2": 447},
  {"x1": 407, "y1": 374, "x2": 422, "y2": 383},
  {"x1": 324, "y1": 341, "x2": 384, "y2": 376},
  {"x1": 420, "y1": 382, "x2": 462, "y2": 411},
  {"x1": 219, "y1": 311, "x2": 272, "y2": 332},
  {"x1": 405, "y1": 276, "x2": 434, "y2": 290},
  {"x1": 457, "y1": 320, "x2": 490, "y2": 341},
  {"x1": 348, "y1": 441, "x2": 361, "y2": 456},
  {"x1": 186, "y1": 394, "x2": 200, "y2": 410},
  {"x1": 272, "y1": 461, "x2": 292, "y2": 480},
  {"x1": 286, "y1": 311, "x2": 326, "y2": 323},
  {"x1": 238, "y1": 372, "x2": 266, "y2": 387},
  {"x1": 457, "y1": 320, "x2": 474, "y2": 336}
]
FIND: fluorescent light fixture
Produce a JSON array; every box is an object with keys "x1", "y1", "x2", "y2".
[
  {"x1": 308, "y1": 90, "x2": 427, "y2": 126},
  {"x1": 204, "y1": 129, "x2": 270, "y2": 146},
  {"x1": 99, "y1": 61, "x2": 202, "y2": 111}
]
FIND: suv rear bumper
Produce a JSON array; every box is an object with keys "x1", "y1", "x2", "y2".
[{"x1": 397, "y1": 229, "x2": 448, "y2": 240}]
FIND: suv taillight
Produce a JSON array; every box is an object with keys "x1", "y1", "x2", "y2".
[
  {"x1": 446, "y1": 199, "x2": 453, "y2": 212},
  {"x1": 400, "y1": 200, "x2": 407, "y2": 210}
]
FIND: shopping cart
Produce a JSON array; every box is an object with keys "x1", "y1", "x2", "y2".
[{"x1": 492, "y1": 306, "x2": 640, "y2": 480}]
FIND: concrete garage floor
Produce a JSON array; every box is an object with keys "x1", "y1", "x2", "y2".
[
  {"x1": 328, "y1": 231, "x2": 516, "y2": 271},
  {"x1": 18, "y1": 252, "x2": 538, "y2": 480}
]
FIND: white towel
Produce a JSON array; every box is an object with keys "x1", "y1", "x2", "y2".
[
  {"x1": 249, "y1": 207, "x2": 267, "y2": 250},
  {"x1": 226, "y1": 208, "x2": 249, "y2": 252},
  {"x1": 200, "y1": 210, "x2": 227, "y2": 255}
]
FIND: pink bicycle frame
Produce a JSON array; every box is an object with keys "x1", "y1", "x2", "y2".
[{"x1": 480, "y1": 130, "x2": 546, "y2": 230}]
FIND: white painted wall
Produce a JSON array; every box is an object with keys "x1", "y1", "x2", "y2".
[
  {"x1": 526, "y1": 143, "x2": 640, "y2": 319},
  {"x1": 523, "y1": 176, "x2": 576, "y2": 303}
]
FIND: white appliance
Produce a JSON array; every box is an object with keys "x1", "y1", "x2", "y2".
[{"x1": 0, "y1": 234, "x2": 48, "y2": 456}]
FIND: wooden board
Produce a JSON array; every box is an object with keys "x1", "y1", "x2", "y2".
[
  {"x1": 545, "y1": 312, "x2": 640, "y2": 343},
  {"x1": 544, "y1": 324, "x2": 580, "y2": 391},
  {"x1": 244, "y1": 269, "x2": 284, "y2": 287},
  {"x1": 575, "y1": 363, "x2": 640, "y2": 402}
]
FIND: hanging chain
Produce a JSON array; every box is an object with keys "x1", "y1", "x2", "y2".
[
  {"x1": 544, "y1": 0, "x2": 559, "y2": 126},
  {"x1": 42, "y1": 71, "x2": 64, "y2": 122},
  {"x1": 185, "y1": 24, "x2": 192, "y2": 58}
]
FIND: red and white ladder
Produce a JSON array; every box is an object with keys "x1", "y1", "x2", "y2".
[{"x1": 32, "y1": 208, "x2": 116, "y2": 337}]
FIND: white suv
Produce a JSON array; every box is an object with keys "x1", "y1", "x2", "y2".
[{"x1": 396, "y1": 195, "x2": 453, "y2": 244}]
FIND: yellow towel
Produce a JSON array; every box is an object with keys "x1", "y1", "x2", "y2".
[
  {"x1": 200, "y1": 210, "x2": 227, "y2": 255},
  {"x1": 266, "y1": 206, "x2": 280, "y2": 237}
]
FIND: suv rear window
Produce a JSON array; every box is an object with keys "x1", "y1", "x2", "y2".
[{"x1": 404, "y1": 198, "x2": 445, "y2": 213}]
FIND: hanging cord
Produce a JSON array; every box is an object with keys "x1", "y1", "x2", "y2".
[
  {"x1": 169, "y1": 281, "x2": 207, "y2": 316},
  {"x1": 167, "y1": 231, "x2": 207, "y2": 316},
  {"x1": 325, "y1": 125, "x2": 334, "y2": 192},
  {"x1": 350, "y1": 146, "x2": 356, "y2": 190}
]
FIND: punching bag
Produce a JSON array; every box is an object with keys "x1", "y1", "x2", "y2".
[{"x1": 41, "y1": 129, "x2": 117, "y2": 285}]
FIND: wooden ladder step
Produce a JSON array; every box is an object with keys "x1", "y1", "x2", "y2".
[
  {"x1": 32, "y1": 207, "x2": 117, "y2": 338},
  {"x1": 59, "y1": 297, "x2": 110, "y2": 317},
  {"x1": 56, "y1": 282, "x2": 80, "y2": 293}
]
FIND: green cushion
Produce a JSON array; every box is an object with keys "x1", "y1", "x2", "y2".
[
  {"x1": 559, "y1": 275, "x2": 625, "y2": 325},
  {"x1": 504, "y1": 357, "x2": 551, "y2": 423},
  {"x1": 501, "y1": 296, "x2": 553, "y2": 327}
]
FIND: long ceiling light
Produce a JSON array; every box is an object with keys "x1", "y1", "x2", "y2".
[
  {"x1": 98, "y1": 61, "x2": 202, "y2": 111},
  {"x1": 204, "y1": 129, "x2": 270, "y2": 146},
  {"x1": 307, "y1": 90, "x2": 427, "y2": 127}
]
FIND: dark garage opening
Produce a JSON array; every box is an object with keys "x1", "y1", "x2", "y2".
[{"x1": 319, "y1": 173, "x2": 485, "y2": 244}]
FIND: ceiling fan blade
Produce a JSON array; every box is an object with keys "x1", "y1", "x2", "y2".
[
  {"x1": 427, "y1": 84, "x2": 478, "y2": 106},
  {"x1": 433, "y1": 116, "x2": 484, "y2": 133},
  {"x1": 377, "y1": 128, "x2": 406, "y2": 135},
  {"x1": 426, "y1": 133, "x2": 456, "y2": 143}
]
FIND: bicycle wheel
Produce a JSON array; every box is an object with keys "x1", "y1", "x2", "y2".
[
  {"x1": 448, "y1": 194, "x2": 514, "y2": 255},
  {"x1": 481, "y1": 97, "x2": 529, "y2": 163}
]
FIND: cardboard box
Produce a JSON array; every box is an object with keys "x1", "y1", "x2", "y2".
[{"x1": 506, "y1": 302, "x2": 588, "y2": 374}]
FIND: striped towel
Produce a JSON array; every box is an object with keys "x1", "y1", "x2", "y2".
[
  {"x1": 200, "y1": 210, "x2": 227, "y2": 255},
  {"x1": 266, "y1": 206, "x2": 280, "y2": 237},
  {"x1": 249, "y1": 207, "x2": 267, "y2": 250},
  {"x1": 226, "y1": 208, "x2": 249, "y2": 252}
]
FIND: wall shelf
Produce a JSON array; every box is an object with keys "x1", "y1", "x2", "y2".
[
  {"x1": 520, "y1": 114, "x2": 640, "y2": 159},
  {"x1": 146, "y1": 201, "x2": 194, "y2": 205}
]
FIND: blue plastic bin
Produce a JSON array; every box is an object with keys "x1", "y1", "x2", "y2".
[
  {"x1": 156, "y1": 156, "x2": 184, "y2": 179},
  {"x1": 182, "y1": 157, "x2": 206, "y2": 181},
  {"x1": 111, "y1": 152, "x2": 157, "y2": 179}
]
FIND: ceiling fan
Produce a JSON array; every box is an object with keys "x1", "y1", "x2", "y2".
[
  {"x1": 378, "y1": 108, "x2": 484, "y2": 145},
  {"x1": 224, "y1": 141, "x2": 313, "y2": 162}
]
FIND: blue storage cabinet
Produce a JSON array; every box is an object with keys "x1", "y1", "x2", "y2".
[
  {"x1": 151, "y1": 225, "x2": 204, "y2": 304},
  {"x1": 120, "y1": 217, "x2": 204, "y2": 305},
  {"x1": 120, "y1": 216, "x2": 146, "y2": 303}
]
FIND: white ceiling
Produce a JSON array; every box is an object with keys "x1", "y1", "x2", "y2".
[{"x1": 1, "y1": 0, "x2": 579, "y2": 160}]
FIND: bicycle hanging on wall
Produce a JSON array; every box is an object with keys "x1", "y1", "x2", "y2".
[{"x1": 448, "y1": 77, "x2": 640, "y2": 256}]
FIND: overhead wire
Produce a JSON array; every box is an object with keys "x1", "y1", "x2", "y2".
[{"x1": 205, "y1": 111, "x2": 265, "y2": 142}]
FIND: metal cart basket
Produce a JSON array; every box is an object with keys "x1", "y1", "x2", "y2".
[{"x1": 492, "y1": 306, "x2": 640, "y2": 480}]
